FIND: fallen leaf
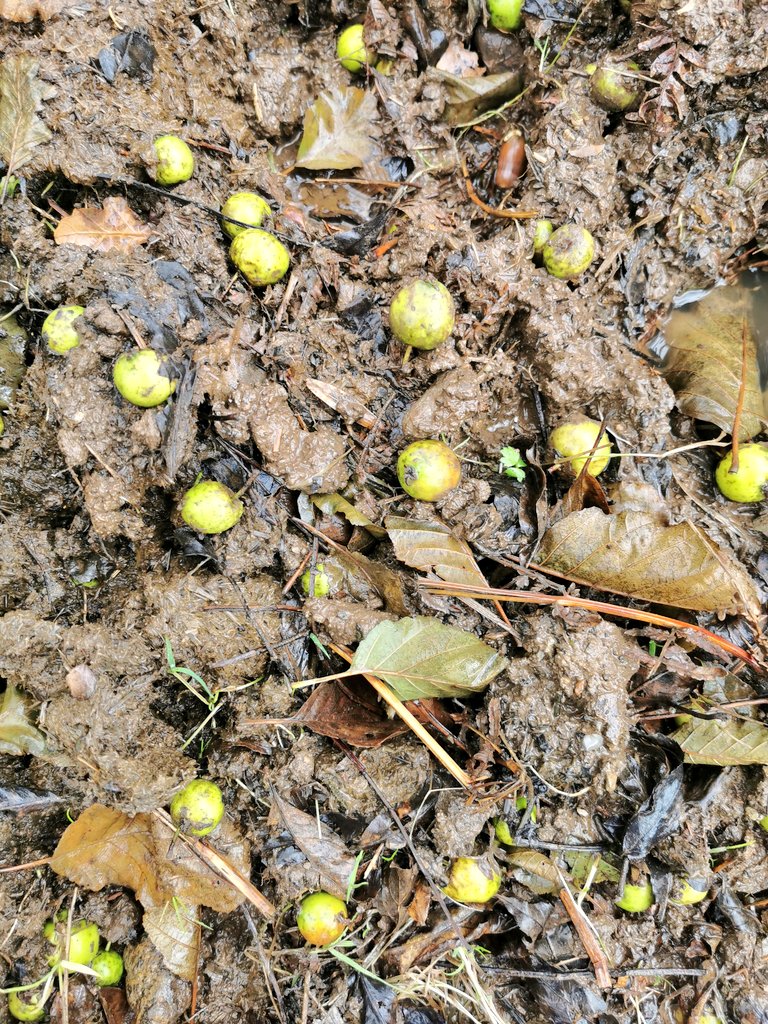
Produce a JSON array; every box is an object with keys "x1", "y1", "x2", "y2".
[
  {"x1": 564, "y1": 852, "x2": 620, "y2": 885},
  {"x1": 507, "y1": 848, "x2": 562, "y2": 895},
  {"x1": 296, "y1": 86, "x2": 378, "y2": 170},
  {"x1": 436, "y1": 40, "x2": 482, "y2": 77},
  {"x1": 349, "y1": 616, "x2": 506, "y2": 701},
  {"x1": 312, "y1": 492, "x2": 386, "y2": 537},
  {"x1": 660, "y1": 285, "x2": 765, "y2": 439},
  {"x1": 270, "y1": 792, "x2": 356, "y2": 898},
  {"x1": 537, "y1": 508, "x2": 760, "y2": 616},
  {"x1": 386, "y1": 516, "x2": 489, "y2": 590},
  {"x1": 54, "y1": 197, "x2": 151, "y2": 251},
  {"x1": 49, "y1": 804, "x2": 250, "y2": 977},
  {"x1": 430, "y1": 69, "x2": 523, "y2": 126},
  {"x1": 0, "y1": 55, "x2": 55, "y2": 178},
  {"x1": 671, "y1": 716, "x2": 768, "y2": 766},
  {"x1": 622, "y1": 766, "x2": 684, "y2": 860},
  {"x1": 334, "y1": 546, "x2": 408, "y2": 616},
  {"x1": 290, "y1": 679, "x2": 409, "y2": 747},
  {"x1": 0, "y1": 683, "x2": 46, "y2": 756},
  {"x1": 0, "y1": 0, "x2": 70, "y2": 20}
]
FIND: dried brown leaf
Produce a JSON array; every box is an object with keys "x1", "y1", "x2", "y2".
[
  {"x1": 0, "y1": 683, "x2": 46, "y2": 756},
  {"x1": 507, "y1": 849, "x2": 562, "y2": 895},
  {"x1": 296, "y1": 86, "x2": 378, "y2": 171},
  {"x1": 661, "y1": 286, "x2": 765, "y2": 439},
  {"x1": 0, "y1": 55, "x2": 55, "y2": 177},
  {"x1": 270, "y1": 792, "x2": 356, "y2": 898},
  {"x1": 538, "y1": 508, "x2": 760, "y2": 616},
  {"x1": 334, "y1": 546, "x2": 407, "y2": 615},
  {"x1": 290, "y1": 679, "x2": 408, "y2": 747},
  {"x1": 0, "y1": 0, "x2": 70, "y2": 20},
  {"x1": 431, "y1": 69, "x2": 523, "y2": 126},
  {"x1": 671, "y1": 716, "x2": 768, "y2": 766},
  {"x1": 386, "y1": 516, "x2": 489, "y2": 590},
  {"x1": 54, "y1": 197, "x2": 151, "y2": 251},
  {"x1": 312, "y1": 492, "x2": 386, "y2": 538},
  {"x1": 142, "y1": 903, "x2": 198, "y2": 982}
]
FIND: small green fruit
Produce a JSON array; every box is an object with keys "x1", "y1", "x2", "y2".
[
  {"x1": 487, "y1": 0, "x2": 524, "y2": 32},
  {"x1": 7, "y1": 992, "x2": 45, "y2": 1022},
  {"x1": 551, "y1": 417, "x2": 611, "y2": 476},
  {"x1": 444, "y1": 856, "x2": 501, "y2": 904},
  {"x1": 296, "y1": 891, "x2": 348, "y2": 945},
  {"x1": 221, "y1": 192, "x2": 272, "y2": 238},
  {"x1": 180, "y1": 480, "x2": 244, "y2": 535},
  {"x1": 670, "y1": 878, "x2": 709, "y2": 906},
  {"x1": 91, "y1": 950, "x2": 124, "y2": 987},
  {"x1": 532, "y1": 219, "x2": 554, "y2": 257},
  {"x1": 336, "y1": 24, "x2": 376, "y2": 73},
  {"x1": 170, "y1": 779, "x2": 225, "y2": 837},
  {"x1": 494, "y1": 818, "x2": 514, "y2": 845},
  {"x1": 152, "y1": 135, "x2": 195, "y2": 186},
  {"x1": 715, "y1": 444, "x2": 768, "y2": 503},
  {"x1": 301, "y1": 563, "x2": 332, "y2": 597},
  {"x1": 397, "y1": 440, "x2": 461, "y2": 501},
  {"x1": 113, "y1": 349, "x2": 176, "y2": 408},
  {"x1": 616, "y1": 881, "x2": 653, "y2": 913},
  {"x1": 44, "y1": 915, "x2": 100, "y2": 967},
  {"x1": 42, "y1": 305, "x2": 85, "y2": 354},
  {"x1": 699, "y1": 1015, "x2": 723, "y2": 1024},
  {"x1": 589, "y1": 61, "x2": 642, "y2": 113},
  {"x1": 759, "y1": 815, "x2": 768, "y2": 832},
  {"x1": 543, "y1": 224, "x2": 595, "y2": 279},
  {"x1": 389, "y1": 279, "x2": 455, "y2": 351},
  {"x1": 230, "y1": 228, "x2": 290, "y2": 287}
]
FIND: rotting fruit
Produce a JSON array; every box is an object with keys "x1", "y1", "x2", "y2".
[
  {"x1": 151, "y1": 135, "x2": 194, "y2": 185},
  {"x1": 542, "y1": 224, "x2": 595, "y2": 279},
  {"x1": 715, "y1": 444, "x2": 768, "y2": 503},
  {"x1": 42, "y1": 305, "x2": 85, "y2": 354},
  {"x1": 113, "y1": 349, "x2": 176, "y2": 408},
  {"x1": 486, "y1": 0, "x2": 524, "y2": 32},
  {"x1": 616, "y1": 881, "x2": 653, "y2": 913},
  {"x1": 532, "y1": 219, "x2": 553, "y2": 258},
  {"x1": 551, "y1": 417, "x2": 611, "y2": 476},
  {"x1": 336, "y1": 24, "x2": 376, "y2": 73},
  {"x1": 589, "y1": 60, "x2": 642, "y2": 112},
  {"x1": 670, "y1": 877, "x2": 708, "y2": 906},
  {"x1": 389, "y1": 279, "x2": 455, "y2": 351},
  {"x1": 230, "y1": 228, "x2": 290, "y2": 287},
  {"x1": 301, "y1": 563, "x2": 332, "y2": 597},
  {"x1": 443, "y1": 856, "x2": 501, "y2": 904},
  {"x1": 170, "y1": 779, "x2": 225, "y2": 837},
  {"x1": 221, "y1": 191, "x2": 272, "y2": 238},
  {"x1": 44, "y1": 914, "x2": 100, "y2": 966},
  {"x1": 7, "y1": 992, "x2": 45, "y2": 1022},
  {"x1": 180, "y1": 480, "x2": 244, "y2": 535},
  {"x1": 296, "y1": 891, "x2": 348, "y2": 946},
  {"x1": 91, "y1": 950, "x2": 124, "y2": 987},
  {"x1": 397, "y1": 440, "x2": 461, "y2": 501}
]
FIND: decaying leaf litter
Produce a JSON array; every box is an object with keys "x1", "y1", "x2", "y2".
[{"x1": 0, "y1": 0, "x2": 767, "y2": 1021}]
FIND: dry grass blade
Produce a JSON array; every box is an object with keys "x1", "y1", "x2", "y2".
[
  {"x1": 152, "y1": 809, "x2": 276, "y2": 921},
  {"x1": 419, "y1": 579, "x2": 763, "y2": 672}
]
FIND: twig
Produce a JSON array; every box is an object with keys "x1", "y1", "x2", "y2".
[
  {"x1": 152, "y1": 809, "x2": 276, "y2": 921},
  {"x1": 559, "y1": 885, "x2": 611, "y2": 990},
  {"x1": 419, "y1": 580, "x2": 762, "y2": 672},
  {"x1": 460, "y1": 158, "x2": 537, "y2": 220},
  {"x1": 729, "y1": 317, "x2": 749, "y2": 473},
  {"x1": 327, "y1": 643, "x2": 473, "y2": 789}
]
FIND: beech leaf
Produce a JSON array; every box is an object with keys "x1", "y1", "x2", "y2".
[
  {"x1": 54, "y1": 196, "x2": 151, "y2": 251},
  {"x1": 296, "y1": 86, "x2": 378, "y2": 170},
  {"x1": 671, "y1": 716, "x2": 768, "y2": 766},
  {"x1": 349, "y1": 616, "x2": 506, "y2": 701},
  {"x1": 538, "y1": 508, "x2": 760, "y2": 616},
  {"x1": 660, "y1": 285, "x2": 765, "y2": 439},
  {"x1": 386, "y1": 516, "x2": 489, "y2": 590},
  {"x1": 0, "y1": 55, "x2": 55, "y2": 177},
  {"x1": 0, "y1": 683, "x2": 46, "y2": 756}
]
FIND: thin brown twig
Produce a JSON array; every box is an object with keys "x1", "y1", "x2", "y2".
[
  {"x1": 559, "y1": 886, "x2": 612, "y2": 990},
  {"x1": 419, "y1": 579, "x2": 762, "y2": 672},
  {"x1": 729, "y1": 317, "x2": 749, "y2": 474},
  {"x1": 460, "y1": 158, "x2": 537, "y2": 219}
]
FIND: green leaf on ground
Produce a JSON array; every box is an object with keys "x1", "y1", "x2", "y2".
[
  {"x1": 0, "y1": 683, "x2": 45, "y2": 756},
  {"x1": 538, "y1": 508, "x2": 760, "y2": 616},
  {"x1": 671, "y1": 716, "x2": 768, "y2": 766},
  {"x1": 349, "y1": 615, "x2": 506, "y2": 701},
  {"x1": 0, "y1": 54, "x2": 55, "y2": 178},
  {"x1": 296, "y1": 86, "x2": 378, "y2": 170}
]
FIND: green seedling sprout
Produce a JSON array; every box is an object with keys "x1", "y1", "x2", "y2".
[{"x1": 499, "y1": 447, "x2": 527, "y2": 481}]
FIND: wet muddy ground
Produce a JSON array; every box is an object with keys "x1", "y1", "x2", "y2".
[{"x1": 1, "y1": 1, "x2": 768, "y2": 1023}]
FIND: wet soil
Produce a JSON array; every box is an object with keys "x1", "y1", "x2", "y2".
[{"x1": 1, "y1": 1, "x2": 768, "y2": 1023}]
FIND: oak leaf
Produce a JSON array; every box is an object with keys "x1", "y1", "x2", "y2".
[{"x1": 54, "y1": 197, "x2": 151, "y2": 251}]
